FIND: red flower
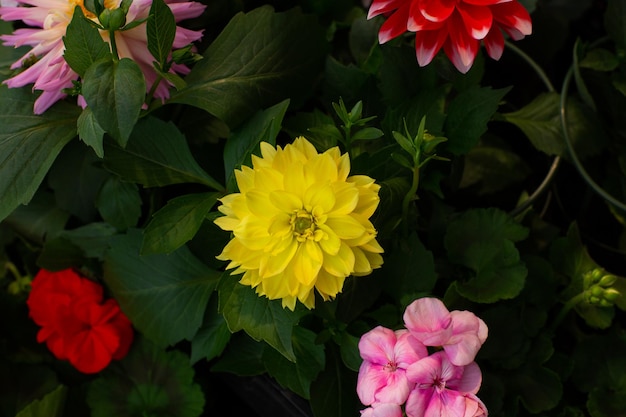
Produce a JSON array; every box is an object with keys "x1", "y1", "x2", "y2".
[
  {"x1": 368, "y1": 0, "x2": 532, "y2": 73},
  {"x1": 27, "y1": 269, "x2": 134, "y2": 374}
]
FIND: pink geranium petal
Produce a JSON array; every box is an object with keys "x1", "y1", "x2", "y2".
[{"x1": 403, "y1": 298, "x2": 453, "y2": 345}]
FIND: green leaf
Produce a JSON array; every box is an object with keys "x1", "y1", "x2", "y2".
[
  {"x1": 77, "y1": 107, "x2": 106, "y2": 157},
  {"x1": 579, "y1": 48, "x2": 619, "y2": 72},
  {"x1": 82, "y1": 58, "x2": 146, "y2": 146},
  {"x1": 509, "y1": 366, "x2": 563, "y2": 413},
  {"x1": 217, "y1": 271, "x2": 303, "y2": 362},
  {"x1": 443, "y1": 86, "x2": 510, "y2": 155},
  {"x1": 337, "y1": 331, "x2": 362, "y2": 372},
  {"x1": 95, "y1": 176, "x2": 142, "y2": 230},
  {"x1": 352, "y1": 127, "x2": 383, "y2": 141},
  {"x1": 210, "y1": 332, "x2": 266, "y2": 376},
  {"x1": 263, "y1": 327, "x2": 325, "y2": 399},
  {"x1": 0, "y1": 85, "x2": 79, "y2": 223},
  {"x1": 37, "y1": 237, "x2": 84, "y2": 271},
  {"x1": 309, "y1": 345, "x2": 359, "y2": 417},
  {"x1": 16, "y1": 385, "x2": 67, "y2": 417},
  {"x1": 383, "y1": 232, "x2": 437, "y2": 304},
  {"x1": 58, "y1": 222, "x2": 117, "y2": 260},
  {"x1": 103, "y1": 116, "x2": 224, "y2": 190},
  {"x1": 4, "y1": 191, "x2": 69, "y2": 244},
  {"x1": 445, "y1": 208, "x2": 529, "y2": 303},
  {"x1": 87, "y1": 337, "x2": 205, "y2": 417},
  {"x1": 103, "y1": 229, "x2": 220, "y2": 346},
  {"x1": 169, "y1": 6, "x2": 327, "y2": 128},
  {"x1": 63, "y1": 6, "x2": 111, "y2": 76},
  {"x1": 224, "y1": 99, "x2": 289, "y2": 192},
  {"x1": 146, "y1": 0, "x2": 176, "y2": 69},
  {"x1": 190, "y1": 297, "x2": 231, "y2": 364},
  {"x1": 459, "y1": 144, "x2": 531, "y2": 195},
  {"x1": 142, "y1": 192, "x2": 219, "y2": 255},
  {"x1": 47, "y1": 140, "x2": 109, "y2": 222}
]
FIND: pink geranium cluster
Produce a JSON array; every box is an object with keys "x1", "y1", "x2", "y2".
[{"x1": 357, "y1": 297, "x2": 488, "y2": 417}]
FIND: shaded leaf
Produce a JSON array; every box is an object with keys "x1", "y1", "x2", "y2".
[
  {"x1": 103, "y1": 116, "x2": 224, "y2": 190},
  {"x1": 217, "y1": 271, "x2": 304, "y2": 362},
  {"x1": 169, "y1": 6, "x2": 327, "y2": 128},
  {"x1": 190, "y1": 297, "x2": 231, "y2": 364},
  {"x1": 263, "y1": 327, "x2": 325, "y2": 399},
  {"x1": 63, "y1": 6, "x2": 110, "y2": 76},
  {"x1": 77, "y1": 107, "x2": 105, "y2": 158},
  {"x1": 142, "y1": 192, "x2": 219, "y2": 255},
  {"x1": 95, "y1": 176, "x2": 142, "y2": 230},
  {"x1": 103, "y1": 229, "x2": 220, "y2": 346},
  {"x1": 82, "y1": 58, "x2": 146, "y2": 146},
  {"x1": 146, "y1": 0, "x2": 176, "y2": 69},
  {"x1": 444, "y1": 86, "x2": 510, "y2": 155},
  {"x1": 87, "y1": 337, "x2": 204, "y2": 417},
  {"x1": 0, "y1": 85, "x2": 79, "y2": 222},
  {"x1": 16, "y1": 385, "x2": 67, "y2": 417}
]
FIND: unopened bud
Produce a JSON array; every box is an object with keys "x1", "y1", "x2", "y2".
[
  {"x1": 590, "y1": 286, "x2": 605, "y2": 297},
  {"x1": 604, "y1": 288, "x2": 621, "y2": 302},
  {"x1": 598, "y1": 274, "x2": 618, "y2": 288}
]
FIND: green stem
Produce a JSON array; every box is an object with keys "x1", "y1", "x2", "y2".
[
  {"x1": 109, "y1": 30, "x2": 119, "y2": 61},
  {"x1": 145, "y1": 74, "x2": 164, "y2": 108},
  {"x1": 401, "y1": 165, "x2": 420, "y2": 232},
  {"x1": 551, "y1": 292, "x2": 585, "y2": 331},
  {"x1": 4, "y1": 261, "x2": 22, "y2": 281}
]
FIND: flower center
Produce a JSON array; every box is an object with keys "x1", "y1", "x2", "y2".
[
  {"x1": 291, "y1": 210, "x2": 316, "y2": 240},
  {"x1": 384, "y1": 361, "x2": 398, "y2": 372},
  {"x1": 68, "y1": 0, "x2": 97, "y2": 18}
]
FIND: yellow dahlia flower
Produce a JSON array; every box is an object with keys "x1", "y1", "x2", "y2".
[{"x1": 214, "y1": 137, "x2": 384, "y2": 310}]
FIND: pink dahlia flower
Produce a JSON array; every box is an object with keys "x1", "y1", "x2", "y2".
[
  {"x1": 403, "y1": 297, "x2": 488, "y2": 366},
  {"x1": 405, "y1": 351, "x2": 487, "y2": 417},
  {"x1": 0, "y1": 0, "x2": 205, "y2": 114},
  {"x1": 367, "y1": 0, "x2": 532, "y2": 73},
  {"x1": 357, "y1": 326, "x2": 428, "y2": 406}
]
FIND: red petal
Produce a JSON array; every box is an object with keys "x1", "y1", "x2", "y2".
[
  {"x1": 378, "y1": 3, "x2": 411, "y2": 43},
  {"x1": 414, "y1": 27, "x2": 448, "y2": 67},
  {"x1": 368, "y1": 0, "x2": 405, "y2": 19},
  {"x1": 491, "y1": 1, "x2": 532, "y2": 37},
  {"x1": 110, "y1": 313, "x2": 134, "y2": 360},
  {"x1": 67, "y1": 326, "x2": 119, "y2": 374},
  {"x1": 483, "y1": 27, "x2": 504, "y2": 60},
  {"x1": 463, "y1": 0, "x2": 510, "y2": 5},
  {"x1": 408, "y1": 4, "x2": 445, "y2": 31},
  {"x1": 444, "y1": 14, "x2": 480, "y2": 73},
  {"x1": 418, "y1": 0, "x2": 456, "y2": 22},
  {"x1": 457, "y1": 3, "x2": 493, "y2": 40}
]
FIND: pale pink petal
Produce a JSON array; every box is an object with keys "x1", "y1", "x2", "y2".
[
  {"x1": 406, "y1": 354, "x2": 442, "y2": 386},
  {"x1": 357, "y1": 361, "x2": 392, "y2": 405},
  {"x1": 418, "y1": 0, "x2": 456, "y2": 22},
  {"x1": 395, "y1": 331, "x2": 428, "y2": 368},
  {"x1": 375, "y1": 370, "x2": 412, "y2": 405},
  {"x1": 457, "y1": 3, "x2": 492, "y2": 40},
  {"x1": 405, "y1": 385, "x2": 435, "y2": 417},
  {"x1": 168, "y1": 1, "x2": 205, "y2": 21},
  {"x1": 361, "y1": 403, "x2": 404, "y2": 417},
  {"x1": 445, "y1": 311, "x2": 487, "y2": 366},
  {"x1": 359, "y1": 326, "x2": 398, "y2": 365},
  {"x1": 463, "y1": 393, "x2": 488, "y2": 417},
  {"x1": 450, "y1": 361, "x2": 482, "y2": 394},
  {"x1": 403, "y1": 298, "x2": 453, "y2": 345},
  {"x1": 432, "y1": 390, "x2": 467, "y2": 417}
]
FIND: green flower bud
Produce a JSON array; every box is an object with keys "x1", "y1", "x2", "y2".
[
  {"x1": 584, "y1": 269, "x2": 604, "y2": 287},
  {"x1": 603, "y1": 288, "x2": 621, "y2": 302},
  {"x1": 590, "y1": 285, "x2": 605, "y2": 297},
  {"x1": 99, "y1": 7, "x2": 126, "y2": 30},
  {"x1": 598, "y1": 274, "x2": 618, "y2": 288},
  {"x1": 598, "y1": 299, "x2": 613, "y2": 308},
  {"x1": 588, "y1": 295, "x2": 601, "y2": 304}
]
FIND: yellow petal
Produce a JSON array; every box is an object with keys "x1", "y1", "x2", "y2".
[
  {"x1": 330, "y1": 182, "x2": 359, "y2": 215},
  {"x1": 259, "y1": 239, "x2": 298, "y2": 278},
  {"x1": 317, "y1": 225, "x2": 341, "y2": 255},
  {"x1": 246, "y1": 190, "x2": 279, "y2": 218},
  {"x1": 325, "y1": 215, "x2": 366, "y2": 240},
  {"x1": 304, "y1": 183, "x2": 335, "y2": 213},
  {"x1": 270, "y1": 190, "x2": 303, "y2": 212},
  {"x1": 322, "y1": 241, "x2": 355, "y2": 277},
  {"x1": 314, "y1": 269, "x2": 345, "y2": 300},
  {"x1": 234, "y1": 166, "x2": 255, "y2": 193},
  {"x1": 292, "y1": 240, "x2": 323, "y2": 286}
]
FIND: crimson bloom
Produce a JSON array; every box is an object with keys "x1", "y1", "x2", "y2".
[
  {"x1": 405, "y1": 351, "x2": 487, "y2": 417},
  {"x1": 27, "y1": 268, "x2": 134, "y2": 374},
  {"x1": 403, "y1": 297, "x2": 487, "y2": 366},
  {"x1": 367, "y1": 0, "x2": 532, "y2": 73}
]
